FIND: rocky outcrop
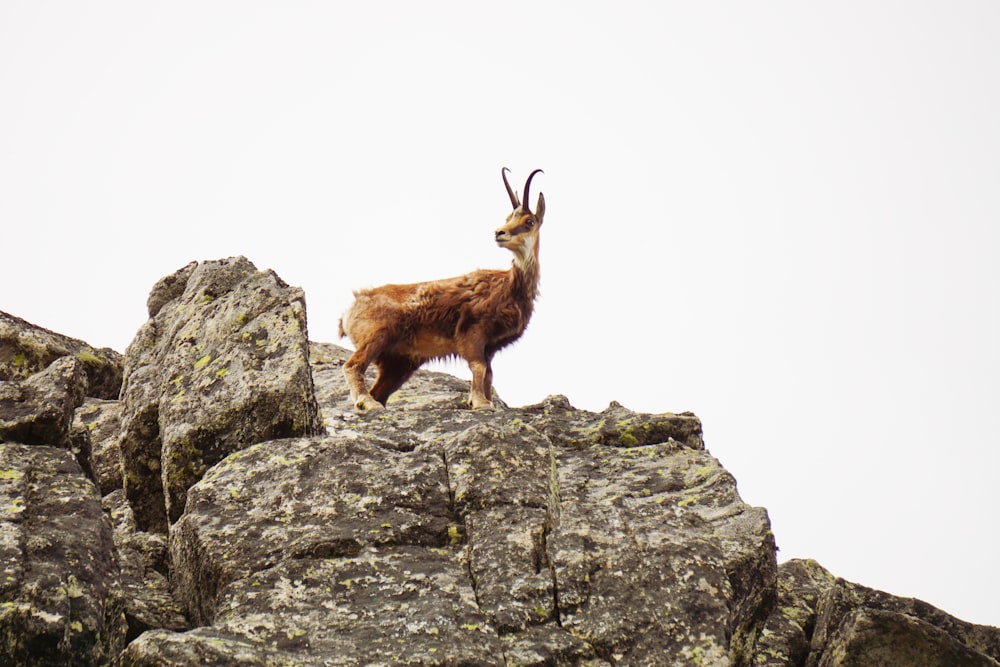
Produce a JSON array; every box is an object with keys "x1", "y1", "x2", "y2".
[
  {"x1": 2, "y1": 258, "x2": 999, "y2": 665},
  {"x1": 118, "y1": 257, "x2": 323, "y2": 533},
  {"x1": 128, "y1": 361, "x2": 771, "y2": 665}
]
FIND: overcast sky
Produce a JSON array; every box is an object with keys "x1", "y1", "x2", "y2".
[{"x1": 2, "y1": 2, "x2": 998, "y2": 627}]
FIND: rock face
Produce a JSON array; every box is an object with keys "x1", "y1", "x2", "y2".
[
  {"x1": 0, "y1": 443, "x2": 126, "y2": 666},
  {"x1": 2, "y1": 258, "x2": 999, "y2": 666}
]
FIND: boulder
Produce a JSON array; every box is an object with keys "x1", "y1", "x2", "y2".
[
  {"x1": 754, "y1": 559, "x2": 836, "y2": 666},
  {"x1": 118, "y1": 257, "x2": 323, "y2": 532},
  {"x1": 0, "y1": 311, "x2": 123, "y2": 400},
  {"x1": 119, "y1": 334, "x2": 1000, "y2": 664},
  {"x1": 0, "y1": 443, "x2": 126, "y2": 666}
]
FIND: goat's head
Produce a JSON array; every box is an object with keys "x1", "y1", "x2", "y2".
[{"x1": 496, "y1": 168, "x2": 545, "y2": 266}]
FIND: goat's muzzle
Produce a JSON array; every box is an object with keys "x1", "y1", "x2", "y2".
[{"x1": 495, "y1": 229, "x2": 509, "y2": 244}]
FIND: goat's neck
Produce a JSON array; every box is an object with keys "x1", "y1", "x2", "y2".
[{"x1": 509, "y1": 239, "x2": 541, "y2": 304}]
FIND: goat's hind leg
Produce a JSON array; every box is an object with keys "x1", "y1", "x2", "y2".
[
  {"x1": 370, "y1": 355, "x2": 419, "y2": 407},
  {"x1": 343, "y1": 346, "x2": 385, "y2": 412}
]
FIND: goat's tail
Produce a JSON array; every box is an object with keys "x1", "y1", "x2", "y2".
[{"x1": 337, "y1": 317, "x2": 346, "y2": 339}]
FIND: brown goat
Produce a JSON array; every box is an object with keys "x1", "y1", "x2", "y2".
[{"x1": 339, "y1": 168, "x2": 545, "y2": 411}]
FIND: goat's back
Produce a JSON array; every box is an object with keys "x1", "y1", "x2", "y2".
[{"x1": 339, "y1": 270, "x2": 501, "y2": 348}]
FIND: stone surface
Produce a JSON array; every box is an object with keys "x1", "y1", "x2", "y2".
[
  {"x1": 118, "y1": 257, "x2": 323, "y2": 532},
  {"x1": 0, "y1": 443, "x2": 126, "y2": 666},
  {"x1": 0, "y1": 311, "x2": 122, "y2": 400}
]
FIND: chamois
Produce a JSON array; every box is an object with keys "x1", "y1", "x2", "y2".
[{"x1": 339, "y1": 168, "x2": 545, "y2": 411}]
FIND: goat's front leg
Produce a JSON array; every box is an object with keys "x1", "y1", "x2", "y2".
[
  {"x1": 459, "y1": 333, "x2": 494, "y2": 410},
  {"x1": 466, "y1": 358, "x2": 494, "y2": 410},
  {"x1": 343, "y1": 347, "x2": 385, "y2": 412},
  {"x1": 482, "y1": 355, "x2": 495, "y2": 402}
]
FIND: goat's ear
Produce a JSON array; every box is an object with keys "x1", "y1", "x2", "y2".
[{"x1": 535, "y1": 192, "x2": 546, "y2": 223}]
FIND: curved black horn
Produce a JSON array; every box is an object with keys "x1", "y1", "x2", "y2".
[
  {"x1": 522, "y1": 169, "x2": 544, "y2": 212},
  {"x1": 502, "y1": 167, "x2": 520, "y2": 210}
]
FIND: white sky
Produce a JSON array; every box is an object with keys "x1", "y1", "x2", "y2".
[{"x1": 2, "y1": 2, "x2": 998, "y2": 627}]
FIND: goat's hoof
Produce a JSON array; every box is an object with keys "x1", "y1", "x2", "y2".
[
  {"x1": 469, "y1": 400, "x2": 495, "y2": 411},
  {"x1": 354, "y1": 396, "x2": 386, "y2": 413}
]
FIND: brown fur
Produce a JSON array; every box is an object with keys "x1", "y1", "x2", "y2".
[{"x1": 340, "y1": 169, "x2": 545, "y2": 410}]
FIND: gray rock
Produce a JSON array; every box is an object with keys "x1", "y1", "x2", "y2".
[
  {"x1": 0, "y1": 443, "x2": 126, "y2": 666},
  {"x1": 118, "y1": 257, "x2": 323, "y2": 532},
  {"x1": 73, "y1": 397, "x2": 124, "y2": 495},
  {"x1": 757, "y1": 559, "x2": 1000, "y2": 666},
  {"x1": 754, "y1": 558, "x2": 836, "y2": 666},
  {"x1": 445, "y1": 420, "x2": 555, "y2": 514},
  {"x1": 522, "y1": 394, "x2": 705, "y2": 450},
  {"x1": 466, "y1": 505, "x2": 555, "y2": 633},
  {"x1": 0, "y1": 311, "x2": 123, "y2": 400},
  {"x1": 807, "y1": 577, "x2": 1000, "y2": 667},
  {"x1": 0, "y1": 355, "x2": 88, "y2": 453},
  {"x1": 145, "y1": 261, "x2": 197, "y2": 319},
  {"x1": 447, "y1": 421, "x2": 557, "y2": 634}
]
